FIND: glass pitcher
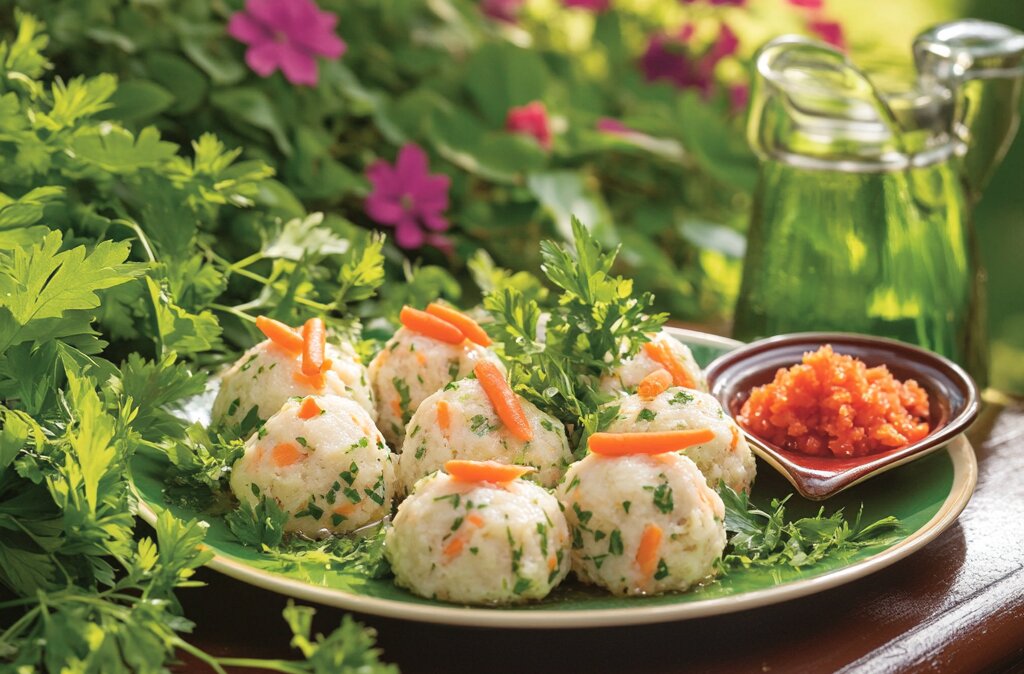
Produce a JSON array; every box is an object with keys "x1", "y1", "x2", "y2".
[{"x1": 733, "y1": 21, "x2": 1024, "y2": 386}]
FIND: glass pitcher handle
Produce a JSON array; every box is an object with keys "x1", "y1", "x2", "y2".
[{"x1": 914, "y1": 20, "x2": 1024, "y2": 198}]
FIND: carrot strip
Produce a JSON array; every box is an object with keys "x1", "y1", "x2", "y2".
[
  {"x1": 390, "y1": 397, "x2": 402, "y2": 420},
  {"x1": 426, "y1": 303, "x2": 492, "y2": 346},
  {"x1": 466, "y1": 513, "x2": 485, "y2": 527},
  {"x1": 588, "y1": 429, "x2": 715, "y2": 456},
  {"x1": 255, "y1": 316, "x2": 303, "y2": 354},
  {"x1": 548, "y1": 556, "x2": 558, "y2": 572},
  {"x1": 272, "y1": 442, "x2": 305, "y2": 467},
  {"x1": 443, "y1": 536, "x2": 465, "y2": 559},
  {"x1": 445, "y1": 459, "x2": 534, "y2": 484},
  {"x1": 729, "y1": 425, "x2": 740, "y2": 451},
  {"x1": 436, "y1": 400, "x2": 451, "y2": 433},
  {"x1": 292, "y1": 358, "x2": 331, "y2": 391},
  {"x1": 637, "y1": 368, "x2": 673, "y2": 400},
  {"x1": 399, "y1": 306, "x2": 465, "y2": 344},
  {"x1": 333, "y1": 503, "x2": 355, "y2": 516},
  {"x1": 301, "y1": 318, "x2": 326, "y2": 375},
  {"x1": 297, "y1": 397, "x2": 322, "y2": 420},
  {"x1": 474, "y1": 361, "x2": 533, "y2": 441},
  {"x1": 643, "y1": 340, "x2": 696, "y2": 389},
  {"x1": 636, "y1": 523, "x2": 663, "y2": 580}
]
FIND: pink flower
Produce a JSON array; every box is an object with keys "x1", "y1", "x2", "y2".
[
  {"x1": 227, "y1": 0, "x2": 345, "y2": 86},
  {"x1": 640, "y1": 23, "x2": 738, "y2": 95},
  {"x1": 809, "y1": 19, "x2": 845, "y2": 49},
  {"x1": 481, "y1": 0, "x2": 524, "y2": 22},
  {"x1": 506, "y1": 101, "x2": 553, "y2": 151},
  {"x1": 564, "y1": 0, "x2": 611, "y2": 10},
  {"x1": 365, "y1": 144, "x2": 452, "y2": 250}
]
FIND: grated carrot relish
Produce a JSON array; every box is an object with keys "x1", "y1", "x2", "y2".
[{"x1": 737, "y1": 345, "x2": 930, "y2": 458}]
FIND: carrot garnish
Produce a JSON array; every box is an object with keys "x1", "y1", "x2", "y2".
[
  {"x1": 272, "y1": 442, "x2": 305, "y2": 467},
  {"x1": 474, "y1": 361, "x2": 533, "y2": 441},
  {"x1": 399, "y1": 306, "x2": 465, "y2": 344},
  {"x1": 548, "y1": 556, "x2": 558, "y2": 572},
  {"x1": 297, "y1": 397, "x2": 322, "y2": 420},
  {"x1": 588, "y1": 429, "x2": 715, "y2": 456},
  {"x1": 637, "y1": 368, "x2": 673, "y2": 400},
  {"x1": 301, "y1": 318, "x2": 326, "y2": 375},
  {"x1": 635, "y1": 523, "x2": 663, "y2": 580},
  {"x1": 255, "y1": 316, "x2": 303, "y2": 354},
  {"x1": 292, "y1": 358, "x2": 331, "y2": 391},
  {"x1": 643, "y1": 340, "x2": 696, "y2": 389},
  {"x1": 426, "y1": 303, "x2": 492, "y2": 346},
  {"x1": 466, "y1": 513, "x2": 485, "y2": 528},
  {"x1": 390, "y1": 397, "x2": 402, "y2": 420},
  {"x1": 729, "y1": 425, "x2": 740, "y2": 452},
  {"x1": 333, "y1": 503, "x2": 355, "y2": 516},
  {"x1": 444, "y1": 459, "x2": 534, "y2": 484},
  {"x1": 443, "y1": 536, "x2": 465, "y2": 559},
  {"x1": 436, "y1": 400, "x2": 451, "y2": 432}
]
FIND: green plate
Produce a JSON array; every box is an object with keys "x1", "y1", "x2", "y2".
[{"x1": 130, "y1": 328, "x2": 977, "y2": 628}]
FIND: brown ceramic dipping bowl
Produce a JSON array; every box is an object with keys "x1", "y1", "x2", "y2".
[{"x1": 704, "y1": 332, "x2": 980, "y2": 500}]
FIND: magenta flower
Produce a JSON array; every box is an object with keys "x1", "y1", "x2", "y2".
[
  {"x1": 809, "y1": 19, "x2": 845, "y2": 49},
  {"x1": 564, "y1": 0, "x2": 611, "y2": 10},
  {"x1": 227, "y1": 0, "x2": 345, "y2": 86},
  {"x1": 787, "y1": 0, "x2": 824, "y2": 7},
  {"x1": 506, "y1": 101, "x2": 553, "y2": 151},
  {"x1": 681, "y1": 0, "x2": 747, "y2": 5},
  {"x1": 365, "y1": 144, "x2": 452, "y2": 249},
  {"x1": 640, "y1": 23, "x2": 738, "y2": 95},
  {"x1": 481, "y1": 0, "x2": 524, "y2": 23}
]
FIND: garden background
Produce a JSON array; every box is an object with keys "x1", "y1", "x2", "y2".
[{"x1": 2, "y1": 0, "x2": 1020, "y2": 390}]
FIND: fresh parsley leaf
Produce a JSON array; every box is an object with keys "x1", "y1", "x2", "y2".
[{"x1": 718, "y1": 483, "x2": 903, "y2": 571}]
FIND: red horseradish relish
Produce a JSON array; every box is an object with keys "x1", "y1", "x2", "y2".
[{"x1": 737, "y1": 345, "x2": 930, "y2": 458}]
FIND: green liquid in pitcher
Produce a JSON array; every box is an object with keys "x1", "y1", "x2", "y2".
[{"x1": 733, "y1": 159, "x2": 988, "y2": 385}]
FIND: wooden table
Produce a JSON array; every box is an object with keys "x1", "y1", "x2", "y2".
[{"x1": 175, "y1": 394, "x2": 1024, "y2": 673}]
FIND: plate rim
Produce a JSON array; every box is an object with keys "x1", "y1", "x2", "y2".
[{"x1": 132, "y1": 328, "x2": 978, "y2": 629}]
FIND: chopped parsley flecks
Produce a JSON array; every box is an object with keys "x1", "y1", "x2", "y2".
[
  {"x1": 654, "y1": 558, "x2": 670, "y2": 580},
  {"x1": 392, "y1": 377, "x2": 412, "y2": 422},
  {"x1": 295, "y1": 498, "x2": 324, "y2": 520},
  {"x1": 608, "y1": 529, "x2": 624, "y2": 555},
  {"x1": 637, "y1": 408, "x2": 657, "y2": 422},
  {"x1": 622, "y1": 500, "x2": 631, "y2": 513},
  {"x1": 670, "y1": 390, "x2": 695, "y2": 405}
]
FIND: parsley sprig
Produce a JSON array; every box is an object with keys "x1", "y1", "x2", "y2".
[
  {"x1": 718, "y1": 483, "x2": 903, "y2": 572},
  {"x1": 484, "y1": 217, "x2": 666, "y2": 449}
]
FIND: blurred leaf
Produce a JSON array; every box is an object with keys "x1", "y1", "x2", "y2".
[
  {"x1": 430, "y1": 106, "x2": 545, "y2": 183},
  {"x1": 210, "y1": 87, "x2": 293, "y2": 156},
  {"x1": 104, "y1": 80, "x2": 176, "y2": 122},
  {"x1": 180, "y1": 30, "x2": 246, "y2": 86},
  {"x1": 527, "y1": 171, "x2": 614, "y2": 244},
  {"x1": 145, "y1": 51, "x2": 208, "y2": 115},
  {"x1": 465, "y1": 43, "x2": 549, "y2": 127},
  {"x1": 677, "y1": 92, "x2": 758, "y2": 192},
  {"x1": 680, "y1": 219, "x2": 746, "y2": 258}
]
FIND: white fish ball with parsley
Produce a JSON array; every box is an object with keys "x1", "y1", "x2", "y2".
[
  {"x1": 602, "y1": 369, "x2": 756, "y2": 493},
  {"x1": 229, "y1": 394, "x2": 395, "y2": 537},
  {"x1": 556, "y1": 430, "x2": 726, "y2": 596},
  {"x1": 369, "y1": 305, "x2": 504, "y2": 447},
  {"x1": 386, "y1": 460, "x2": 571, "y2": 605},
  {"x1": 212, "y1": 316, "x2": 375, "y2": 428},
  {"x1": 600, "y1": 330, "x2": 706, "y2": 396},
  {"x1": 396, "y1": 369, "x2": 572, "y2": 495}
]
